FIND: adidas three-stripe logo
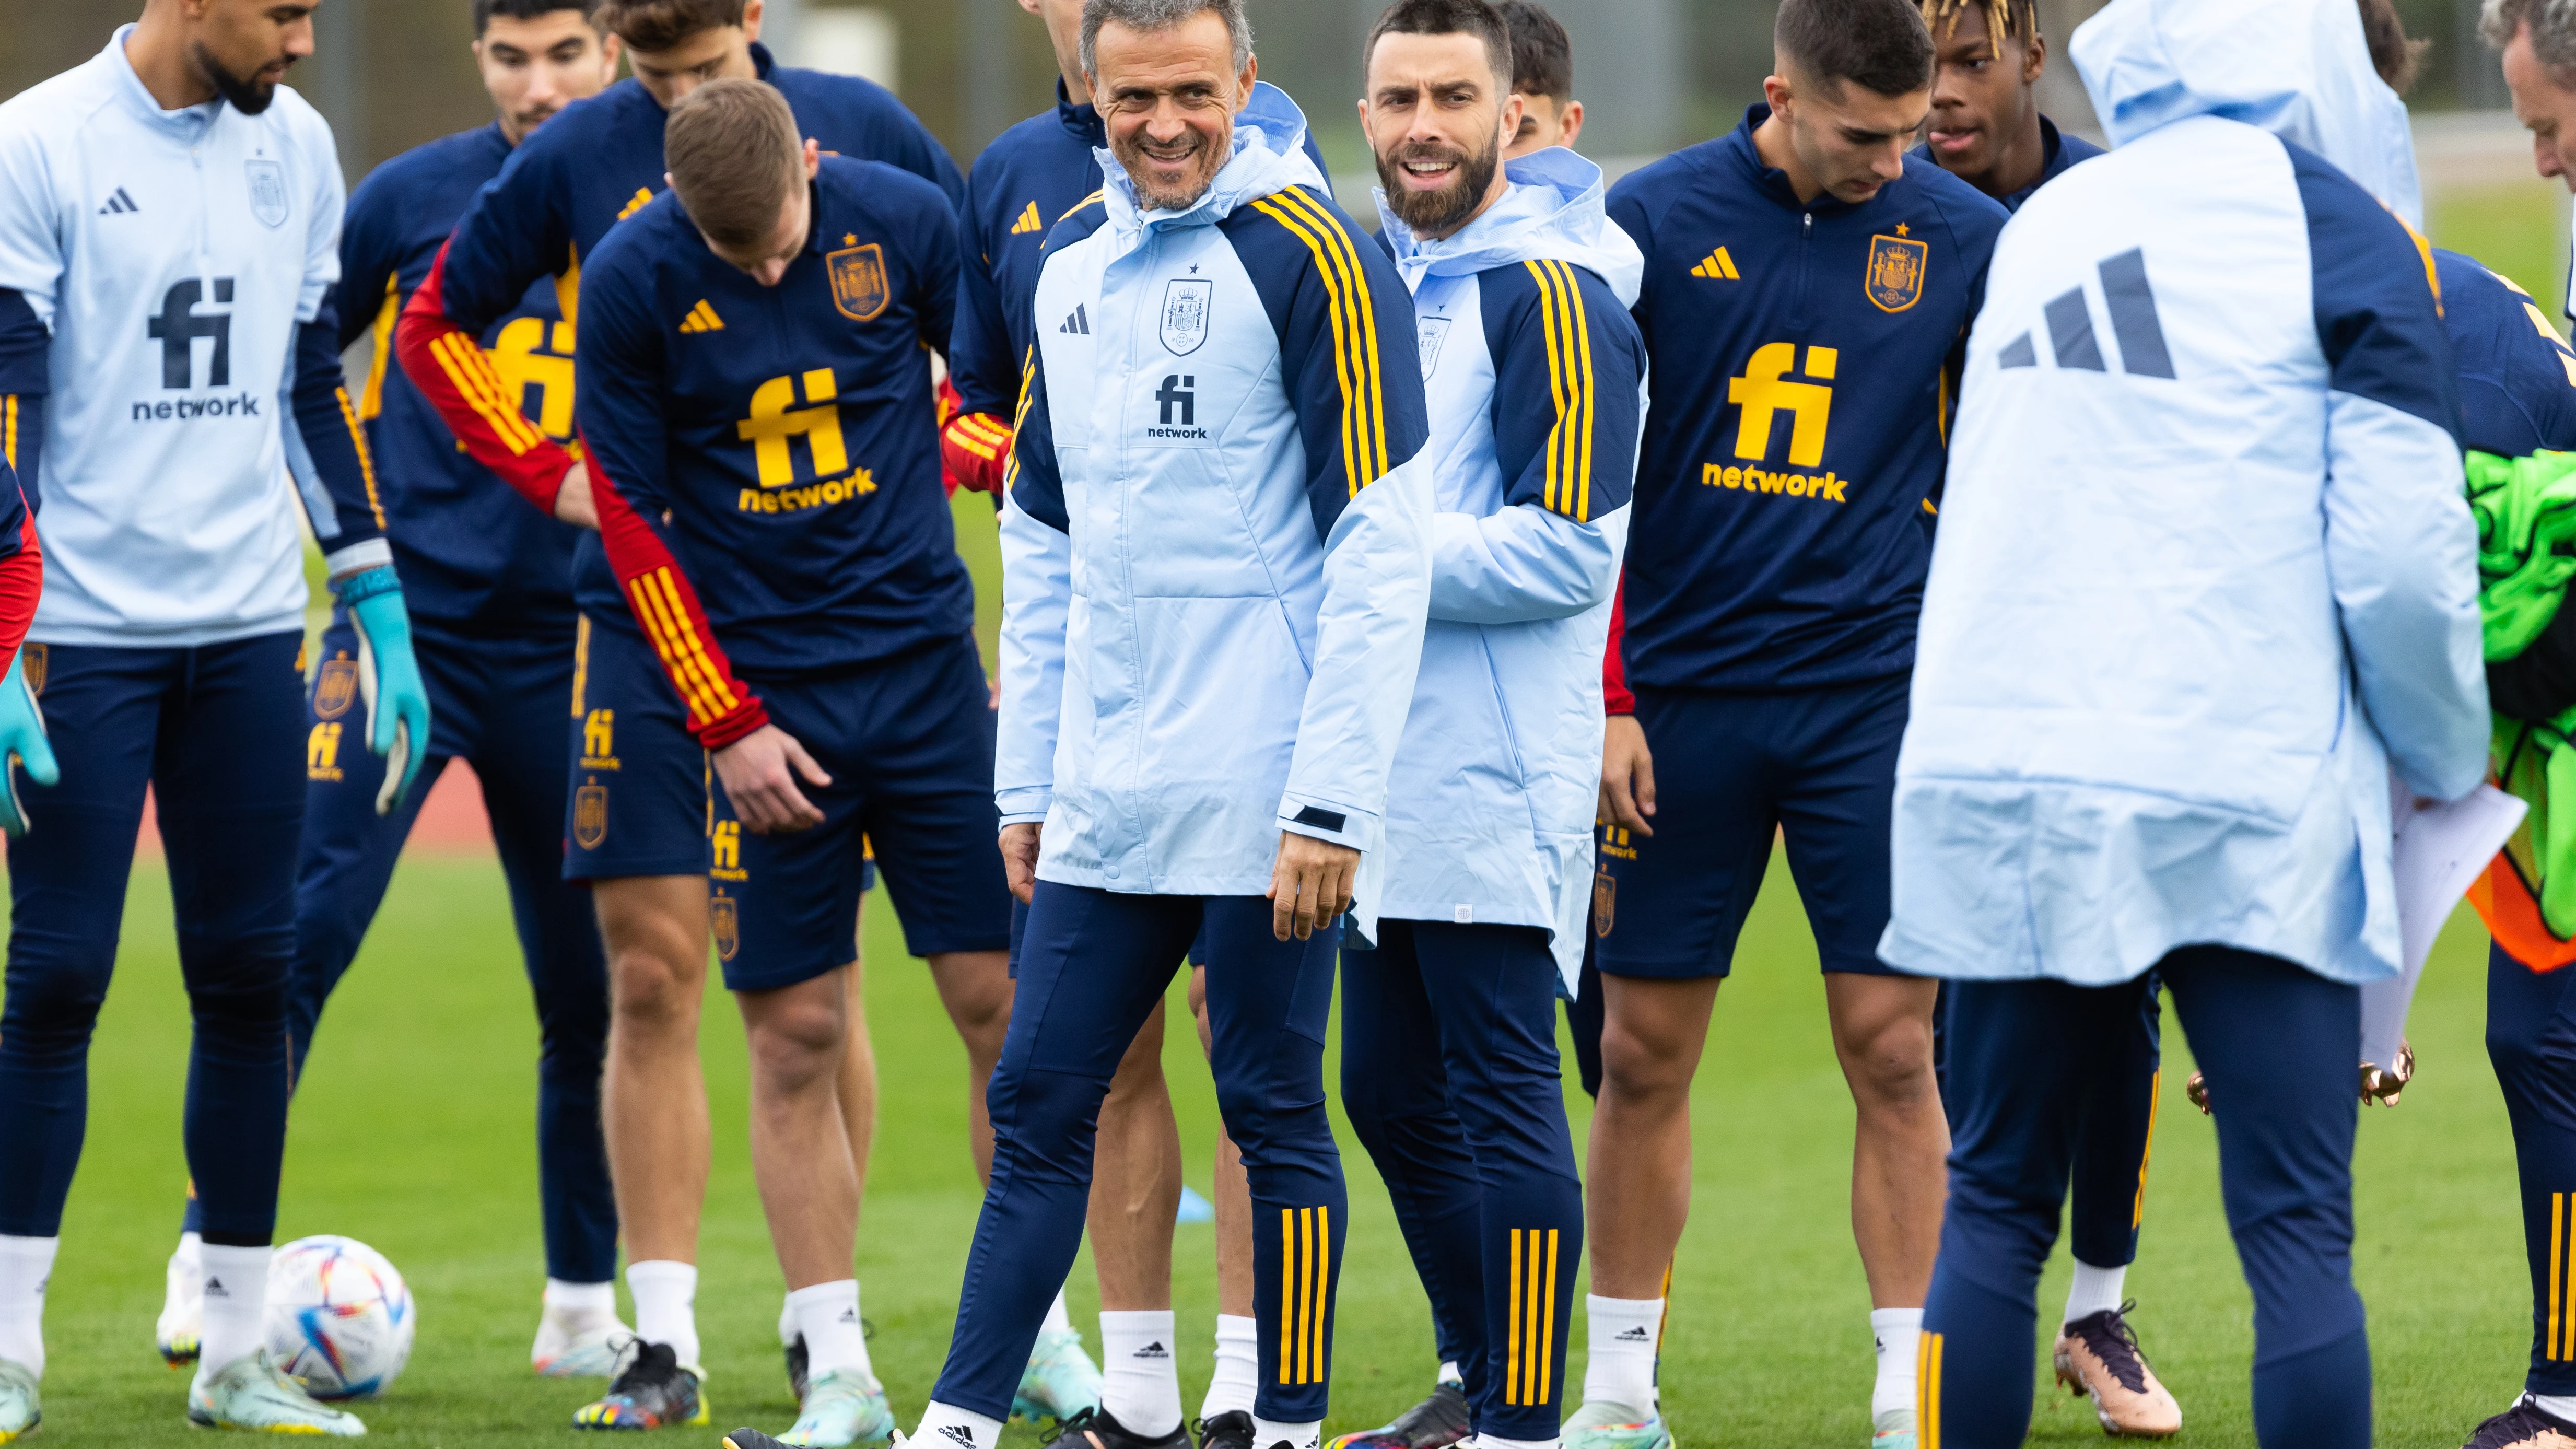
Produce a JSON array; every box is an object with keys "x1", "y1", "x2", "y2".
[
  {"x1": 99, "y1": 187, "x2": 139, "y2": 215},
  {"x1": 1010, "y1": 201, "x2": 1044, "y2": 236},
  {"x1": 680, "y1": 300, "x2": 725, "y2": 334},
  {"x1": 1998, "y1": 248, "x2": 2174, "y2": 378},
  {"x1": 1060, "y1": 305, "x2": 1090, "y2": 335},
  {"x1": 1690, "y1": 246, "x2": 1740, "y2": 280}
]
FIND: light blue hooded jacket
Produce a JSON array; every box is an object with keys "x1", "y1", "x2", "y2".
[
  {"x1": 997, "y1": 85, "x2": 1436, "y2": 944},
  {"x1": 1877, "y1": 0, "x2": 2488, "y2": 987},
  {"x1": 1374, "y1": 150, "x2": 1647, "y2": 989}
]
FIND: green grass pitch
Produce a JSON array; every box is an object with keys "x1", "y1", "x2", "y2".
[{"x1": 21, "y1": 180, "x2": 2574, "y2": 1445}]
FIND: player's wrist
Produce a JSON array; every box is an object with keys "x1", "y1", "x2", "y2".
[{"x1": 697, "y1": 700, "x2": 771, "y2": 752}]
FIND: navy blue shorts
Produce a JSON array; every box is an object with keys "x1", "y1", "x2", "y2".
[
  {"x1": 1593, "y1": 675, "x2": 1912, "y2": 979},
  {"x1": 564, "y1": 611, "x2": 710, "y2": 882},
  {"x1": 710, "y1": 636, "x2": 1011, "y2": 992}
]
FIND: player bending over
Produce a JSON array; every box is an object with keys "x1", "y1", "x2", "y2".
[
  {"x1": 1332, "y1": 8, "x2": 1645, "y2": 1449},
  {"x1": 1582, "y1": 4, "x2": 2004, "y2": 1446},
  {"x1": 1907, "y1": 0, "x2": 2179, "y2": 1436},
  {"x1": 894, "y1": 3, "x2": 1433, "y2": 1449},
  {"x1": 153, "y1": 0, "x2": 634, "y2": 1384},
  {"x1": 0, "y1": 0, "x2": 435, "y2": 1435},
  {"x1": 1887, "y1": 1, "x2": 2485, "y2": 1444}
]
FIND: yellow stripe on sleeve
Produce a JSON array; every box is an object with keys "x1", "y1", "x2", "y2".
[
  {"x1": 625, "y1": 575, "x2": 720, "y2": 723},
  {"x1": 1004, "y1": 347, "x2": 1039, "y2": 493},
  {"x1": 3, "y1": 394, "x2": 15, "y2": 473},
  {"x1": 431, "y1": 332, "x2": 547, "y2": 454},
  {"x1": 645, "y1": 570, "x2": 741, "y2": 718},
  {"x1": 361, "y1": 275, "x2": 398, "y2": 422},
  {"x1": 1249, "y1": 196, "x2": 1364, "y2": 493},
  {"x1": 335, "y1": 386, "x2": 388, "y2": 529},
  {"x1": 1277, "y1": 188, "x2": 1391, "y2": 485}
]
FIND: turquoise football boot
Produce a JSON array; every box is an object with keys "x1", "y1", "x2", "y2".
[
  {"x1": 776, "y1": 1369, "x2": 895, "y2": 1448},
  {"x1": 186, "y1": 1349, "x2": 367, "y2": 1435},
  {"x1": 0, "y1": 1358, "x2": 38, "y2": 1443},
  {"x1": 1011, "y1": 1326, "x2": 1102, "y2": 1426},
  {"x1": 1561, "y1": 1399, "x2": 1672, "y2": 1449}
]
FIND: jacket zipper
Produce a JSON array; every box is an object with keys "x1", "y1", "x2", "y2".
[{"x1": 1793, "y1": 210, "x2": 1813, "y2": 329}]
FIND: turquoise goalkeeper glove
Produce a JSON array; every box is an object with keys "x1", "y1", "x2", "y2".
[
  {"x1": 0, "y1": 649, "x2": 56, "y2": 837},
  {"x1": 338, "y1": 567, "x2": 431, "y2": 816}
]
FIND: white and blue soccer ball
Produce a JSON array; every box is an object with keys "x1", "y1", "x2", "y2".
[{"x1": 263, "y1": 1234, "x2": 416, "y2": 1400}]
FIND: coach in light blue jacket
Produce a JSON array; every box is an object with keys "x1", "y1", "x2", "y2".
[
  {"x1": 915, "y1": 4, "x2": 1434, "y2": 1443},
  {"x1": 1891, "y1": 2, "x2": 2485, "y2": 1443}
]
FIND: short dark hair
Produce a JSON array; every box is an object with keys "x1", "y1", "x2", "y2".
[
  {"x1": 1776, "y1": 0, "x2": 1937, "y2": 98},
  {"x1": 1365, "y1": 0, "x2": 1515, "y2": 91},
  {"x1": 2357, "y1": 0, "x2": 2430, "y2": 95},
  {"x1": 664, "y1": 78, "x2": 803, "y2": 248},
  {"x1": 1495, "y1": 0, "x2": 1572, "y2": 101},
  {"x1": 473, "y1": 0, "x2": 599, "y2": 37},
  {"x1": 594, "y1": 0, "x2": 744, "y2": 53}
]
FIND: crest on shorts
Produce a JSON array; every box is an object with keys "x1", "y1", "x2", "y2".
[
  {"x1": 20, "y1": 644, "x2": 43, "y2": 699},
  {"x1": 828, "y1": 243, "x2": 889, "y2": 322},
  {"x1": 313, "y1": 654, "x2": 358, "y2": 720},
  {"x1": 573, "y1": 784, "x2": 609, "y2": 849},
  {"x1": 710, "y1": 892, "x2": 740, "y2": 961},
  {"x1": 245, "y1": 159, "x2": 289, "y2": 229},
  {"x1": 1416, "y1": 315, "x2": 1453, "y2": 378},
  {"x1": 1161, "y1": 279, "x2": 1213, "y2": 356},
  {"x1": 1865, "y1": 233, "x2": 1927, "y2": 313},
  {"x1": 1592, "y1": 870, "x2": 1615, "y2": 937}
]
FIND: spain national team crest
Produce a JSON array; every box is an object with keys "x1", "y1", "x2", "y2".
[
  {"x1": 20, "y1": 644, "x2": 42, "y2": 699},
  {"x1": 1866, "y1": 232, "x2": 1928, "y2": 313},
  {"x1": 1416, "y1": 315, "x2": 1453, "y2": 378},
  {"x1": 1161, "y1": 279, "x2": 1213, "y2": 356},
  {"x1": 710, "y1": 893, "x2": 741, "y2": 962},
  {"x1": 313, "y1": 654, "x2": 358, "y2": 721},
  {"x1": 573, "y1": 784, "x2": 609, "y2": 849},
  {"x1": 1593, "y1": 870, "x2": 1615, "y2": 938},
  {"x1": 827, "y1": 243, "x2": 890, "y2": 322},
  {"x1": 245, "y1": 159, "x2": 289, "y2": 229}
]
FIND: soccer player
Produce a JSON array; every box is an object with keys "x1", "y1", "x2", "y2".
[
  {"x1": 1494, "y1": 1, "x2": 1583, "y2": 156},
  {"x1": 151, "y1": 0, "x2": 633, "y2": 1386},
  {"x1": 393, "y1": 1, "x2": 1105, "y2": 1431},
  {"x1": 894, "y1": 3, "x2": 1432, "y2": 1449},
  {"x1": 1579, "y1": 4, "x2": 2003, "y2": 1446},
  {"x1": 1908, "y1": 1, "x2": 2179, "y2": 1435},
  {"x1": 0, "y1": 0, "x2": 436, "y2": 1435},
  {"x1": 1336, "y1": 8, "x2": 1644, "y2": 1449},
  {"x1": 1887, "y1": 0, "x2": 2485, "y2": 1442}
]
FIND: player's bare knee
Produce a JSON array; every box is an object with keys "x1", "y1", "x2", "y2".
[
  {"x1": 745, "y1": 999, "x2": 845, "y2": 1086},
  {"x1": 1837, "y1": 1016, "x2": 1938, "y2": 1109}
]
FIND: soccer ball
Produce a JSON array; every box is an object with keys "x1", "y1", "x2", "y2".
[{"x1": 263, "y1": 1235, "x2": 416, "y2": 1399}]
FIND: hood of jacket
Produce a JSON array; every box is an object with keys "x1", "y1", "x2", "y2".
[
  {"x1": 1097, "y1": 80, "x2": 1330, "y2": 240},
  {"x1": 2072, "y1": 0, "x2": 2422, "y2": 227},
  {"x1": 1378, "y1": 146, "x2": 1646, "y2": 306}
]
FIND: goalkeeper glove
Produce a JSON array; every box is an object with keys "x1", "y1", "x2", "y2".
[
  {"x1": 338, "y1": 566, "x2": 432, "y2": 816},
  {"x1": 0, "y1": 649, "x2": 55, "y2": 837}
]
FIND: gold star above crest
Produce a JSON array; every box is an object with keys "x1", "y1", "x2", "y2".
[
  {"x1": 1895, "y1": 223, "x2": 1911, "y2": 237},
  {"x1": 845, "y1": 234, "x2": 858, "y2": 246}
]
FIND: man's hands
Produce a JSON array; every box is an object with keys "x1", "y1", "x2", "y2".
[
  {"x1": 1000, "y1": 822, "x2": 1043, "y2": 903},
  {"x1": 714, "y1": 724, "x2": 831, "y2": 834},
  {"x1": 554, "y1": 461, "x2": 599, "y2": 530},
  {"x1": 1599, "y1": 713, "x2": 1657, "y2": 838},
  {"x1": 1270, "y1": 831, "x2": 1360, "y2": 942}
]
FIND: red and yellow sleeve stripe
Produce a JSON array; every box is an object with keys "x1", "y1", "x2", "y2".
[
  {"x1": 1523, "y1": 258, "x2": 1598, "y2": 523},
  {"x1": 394, "y1": 242, "x2": 573, "y2": 515},
  {"x1": 1248, "y1": 188, "x2": 1392, "y2": 497},
  {"x1": 1003, "y1": 346, "x2": 1039, "y2": 494},
  {"x1": 581, "y1": 435, "x2": 764, "y2": 747}
]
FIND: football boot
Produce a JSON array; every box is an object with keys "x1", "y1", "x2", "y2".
[
  {"x1": 1560, "y1": 1399, "x2": 1672, "y2": 1449},
  {"x1": 775, "y1": 1368, "x2": 896, "y2": 1447},
  {"x1": 1040, "y1": 1405, "x2": 1192, "y2": 1449},
  {"x1": 187, "y1": 1348, "x2": 367, "y2": 1435},
  {"x1": 727, "y1": 1433, "x2": 792, "y2": 1449},
  {"x1": 533, "y1": 1308, "x2": 633, "y2": 1380},
  {"x1": 1325, "y1": 1381, "x2": 1471, "y2": 1449},
  {"x1": 1013, "y1": 1326, "x2": 1105, "y2": 1425},
  {"x1": 157, "y1": 1236, "x2": 202, "y2": 1366},
  {"x1": 1198, "y1": 1412, "x2": 1253, "y2": 1449},
  {"x1": 1871, "y1": 1406, "x2": 1916, "y2": 1448},
  {"x1": 2466, "y1": 1397, "x2": 2576, "y2": 1448},
  {"x1": 573, "y1": 1339, "x2": 709, "y2": 1430},
  {"x1": 0, "y1": 1359, "x2": 37, "y2": 1443},
  {"x1": 2054, "y1": 1302, "x2": 2182, "y2": 1438}
]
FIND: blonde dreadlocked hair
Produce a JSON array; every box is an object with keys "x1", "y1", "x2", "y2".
[{"x1": 1919, "y1": 0, "x2": 2038, "y2": 45}]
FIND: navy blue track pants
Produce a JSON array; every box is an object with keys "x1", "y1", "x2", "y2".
[
  {"x1": 1340, "y1": 919, "x2": 1584, "y2": 1440},
  {"x1": 2486, "y1": 941, "x2": 2576, "y2": 1397},
  {"x1": 1922, "y1": 946, "x2": 2367, "y2": 1449},
  {"x1": 0, "y1": 634, "x2": 305, "y2": 1246},
  {"x1": 933, "y1": 882, "x2": 1345, "y2": 1422}
]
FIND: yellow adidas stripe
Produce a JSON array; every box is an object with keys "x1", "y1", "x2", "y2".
[
  {"x1": 1056, "y1": 191, "x2": 1105, "y2": 227},
  {"x1": 628, "y1": 569, "x2": 738, "y2": 725},
  {"x1": 626, "y1": 574, "x2": 719, "y2": 724},
  {"x1": 431, "y1": 332, "x2": 545, "y2": 454},
  {"x1": 1252, "y1": 189, "x2": 1390, "y2": 496},
  {"x1": 335, "y1": 385, "x2": 388, "y2": 529},
  {"x1": 1004, "y1": 347, "x2": 1038, "y2": 493},
  {"x1": 2132, "y1": 1068, "x2": 2161, "y2": 1230},
  {"x1": 571, "y1": 613, "x2": 591, "y2": 718},
  {"x1": 1526, "y1": 260, "x2": 1598, "y2": 521},
  {"x1": 361, "y1": 275, "x2": 398, "y2": 422},
  {"x1": 1918, "y1": 1331, "x2": 1942, "y2": 1449},
  {"x1": 1283, "y1": 188, "x2": 1392, "y2": 489},
  {"x1": 649, "y1": 569, "x2": 740, "y2": 720},
  {"x1": 3, "y1": 394, "x2": 15, "y2": 473}
]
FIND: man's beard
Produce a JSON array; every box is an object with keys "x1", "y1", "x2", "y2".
[
  {"x1": 1376, "y1": 137, "x2": 1498, "y2": 239},
  {"x1": 193, "y1": 41, "x2": 283, "y2": 115},
  {"x1": 1114, "y1": 126, "x2": 1224, "y2": 212}
]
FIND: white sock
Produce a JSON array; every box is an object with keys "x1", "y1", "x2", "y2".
[
  {"x1": 1041, "y1": 1288, "x2": 1073, "y2": 1338},
  {"x1": 914, "y1": 1400, "x2": 1005, "y2": 1449},
  {"x1": 2063, "y1": 1260, "x2": 2127, "y2": 1326},
  {"x1": 1251, "y1": 1418, "x2": 1321, "y2": 1449},
  {"x1": 0, "y1": 1236, "x2": 57, "y2": 1378},
  {"x1": 1580, "y1": 1295, "x2": 1661, "y2": 1412},
  {"x1": 790, "y1": 1279, "x2": 873, "y2": 1381},
  {"x1": 545, "y1": 1278, "x2": 619, "y2": 1330},
  {"x1": 627, "y1": 1260, "x2": 700, "y2": 1368},
  {"x1": 1201, "y1": 1314, "x2": 1259, "y2": 1419},
  {"x1": 1099, "y1": 1310, "x2": 1181, "y2": 1436},
  {"x1": 1869, "y1": 1307, "x2": 1922, "y2": 1422},
  {"x1": 1437, "y1": 1360, "x2": 1462, "y2": 1389},
  {"x1": 781, "y1": 1290, "x2": 800, "y2": 1347},
  {"x1": 2536, "y1": 1393, "x2": 2576, "y2": 1422},
  {"x1": 198, "y1": 1243, "x2": 272, "y2": 1375}
]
